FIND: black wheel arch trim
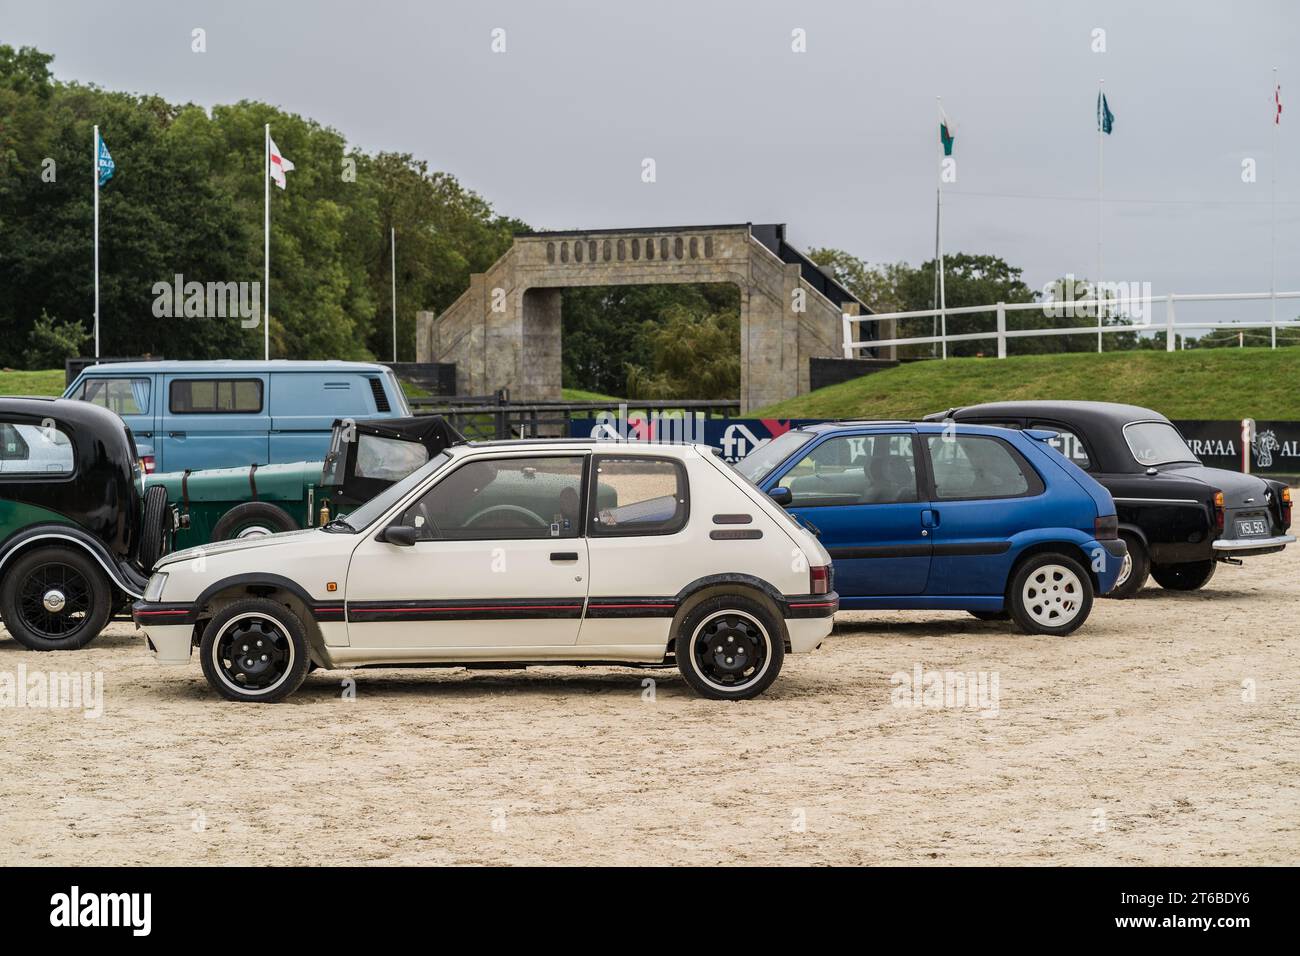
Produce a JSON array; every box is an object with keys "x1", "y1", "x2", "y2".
[{"x1": 0, "y1": 525, "x2": 144, "y2": 598}]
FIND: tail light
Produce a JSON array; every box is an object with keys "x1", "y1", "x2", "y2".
[
  {"x1": 1281, "y1": 487, "x2": 1292, "y2": 528},
  {"x1": 1213, "y1": 490, "x2": 1225, "y2": 533},
  {"x1": 810, "y1": 565, "x2": 831, "y2": 595},
  {"x1": 1093, "y1": 514, "x2": 1118, "y2": 540},
  {"x1": 139, "y1": 455, "x2": 156, "y2": 474}
]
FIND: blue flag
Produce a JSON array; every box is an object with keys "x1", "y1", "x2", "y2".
[
  {"x1": 1097, "y1": 93, "x2": 1114, "y2": 135},
  {"x1": 97, "y1": 135, "x2": 115, "y2": 186}
]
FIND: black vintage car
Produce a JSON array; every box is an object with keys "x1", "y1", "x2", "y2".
[
  {"x1": 0, "y1": 398, "x2": 172, "y2": 649},
  {"x1": 925, "y1": 401, "x2": 1293, "y2": 598}
]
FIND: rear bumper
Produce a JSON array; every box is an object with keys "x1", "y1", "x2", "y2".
[
  {"x1": 1212, "y1": 533, "x2": 1294, "y2": 555},
  {"x1": 783, "y1": 591, "x2": 838, "y2": 653},
  {"x1": 1092, "y1": 537, "x2": 1128, "y2": 594}
]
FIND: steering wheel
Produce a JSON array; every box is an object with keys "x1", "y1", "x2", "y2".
[{"x1": 463, "y1": 505, "x2": 548, "y2": 530}]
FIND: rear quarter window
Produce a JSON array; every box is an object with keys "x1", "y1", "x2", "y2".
[
  {"x1": 926, "y1": 435, "x2": 1044, "y2": 500},
  {"x1": 590, "y1": 456, "x2": 689, "y2": 537}
]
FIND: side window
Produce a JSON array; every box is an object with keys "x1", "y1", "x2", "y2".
[
  {"x1": 80, "y1": 378, "x2": 150, "y2": 415},
  {"x1": 926, "y1": 435, "x2": 1042, "y2": 500},
  {"x1": 1031, "y1": 422, "x2": 1092, "y2": 471},
  {"x1": 0, "y1": 421, "x2": 74, "y2": 475},
  {"x1": 782, "y1": 434, "x2": 918, "y2": 506},
  {"x1": 399, "y1": 456, "x2": 584, "y2": 540},
  {"x1": 355, "y1": 434, "x2": 429, "y2": 482},
  {"x1": 170, "y1": 379, "x2": 263, "y2": 414},
  {"x1": 589, "y1": 456, "x2": 688, "y2": 537}
]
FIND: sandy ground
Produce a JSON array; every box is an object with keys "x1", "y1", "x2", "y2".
[{"x1": 1, "y1": 548, "x2": 1297, "y2": 867}]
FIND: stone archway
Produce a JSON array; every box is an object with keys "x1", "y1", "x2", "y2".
[{"x1": 416, "y1": 223, "x2": 887, "y2": 411}]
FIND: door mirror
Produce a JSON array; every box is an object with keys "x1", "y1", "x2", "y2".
[
  {"x1": 381, "y1": 524, "x2": 419, "y2": 547},
  {"x1": 768, "y1": 486, "x2": 793, "y2": 506}
]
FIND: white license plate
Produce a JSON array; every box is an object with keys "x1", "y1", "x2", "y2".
[{"x1": 1234, "y1": 517, "x2": 1269, "y2": 537}]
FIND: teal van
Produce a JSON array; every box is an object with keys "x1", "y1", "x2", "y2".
[{"x1": 63, "y1": 361, "x2": 411, "y2": 473}]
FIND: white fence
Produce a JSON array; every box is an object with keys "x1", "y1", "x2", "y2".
[{"x1": 842, "y1": 291, "x2": 1300, "y2": 359}]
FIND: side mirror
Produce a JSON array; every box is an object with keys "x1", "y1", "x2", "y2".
[
  {"x1": 768, "y1": 486, "x2": 793, "y2": 506},
  {"x1": 381, "y1": 524, "x2": 419, "y2": 547}
]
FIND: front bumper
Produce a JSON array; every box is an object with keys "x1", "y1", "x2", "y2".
[
  {"x1": 133, "y1": 601, "x2": 195, "y2": 664},
  {"x1": 1212, "y1": 533, "x2": 1295, "y2": 555}
]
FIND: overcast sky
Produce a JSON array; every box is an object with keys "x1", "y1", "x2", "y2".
[{"x1": 4, "y1": 0, "x2": 1297, "y2": 321}]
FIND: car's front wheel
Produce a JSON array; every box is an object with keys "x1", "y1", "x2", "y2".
[
  {"x1": 1007, "y1": 552, "x2": 1094, "y2": 636},
  {"x1": 675, "y1": 595, "x2": 784, "y2": 700},
  {"x1": 199, "y1": 599, "x2": 310, "y2": 702},
  {"x1": 1150, "y1": 559, "x2": 1216, "y2": 591},
  {"x1": 1104, "y1": 532, "x2": 1150, "y2": 599},
  {"x1": 0, "y1": 546, "x2": 113, "y2": 650}
]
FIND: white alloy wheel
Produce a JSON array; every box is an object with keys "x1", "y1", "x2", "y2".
[{"x1": 1020, "y1": 563, "x2": 1084, "y2": 628}]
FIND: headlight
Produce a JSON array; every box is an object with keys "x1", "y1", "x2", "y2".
[{"x1": 144, "y1": 572, "x2": 168, "y2": 603}]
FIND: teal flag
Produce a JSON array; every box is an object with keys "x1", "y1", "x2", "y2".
[
  {"x1": 1097, "y1": 93, "x2": 1114, "y2": 135},
  {"x1": 940, "y1": 121, "x2": 954, "y2": 156},
  {"x1": 97, "y1": 135, "x2": 115, "y2": 186}
]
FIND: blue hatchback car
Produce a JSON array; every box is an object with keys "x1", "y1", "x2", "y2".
[{"x1": 735, "y1": 421, "x2": 1127, "y2": 635}]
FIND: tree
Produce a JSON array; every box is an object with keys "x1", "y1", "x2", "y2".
[
  {"x1": 624, "y1": 302, "x2": 741, "y2": 400},
  {"x1": 23, "y1": 310, "x2": 88, "y2": 368}
]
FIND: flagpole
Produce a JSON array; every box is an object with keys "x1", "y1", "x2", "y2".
[
  {"x1": 932, "y1": 187, "x2": 940, "y2": 357},
  {"x1": 93, "y1": 125, "x2": 100, "y2": 359},
  {"x1": 264, "y1": 123, "x2": 270, "y2": 361},
  {"x1": 936, "y1": 96, "x2": 947, "y2": 360},
  {"x1": 390, "y1": 226, "x2": 398, "y2": 363},
  {"x1": 1270, "y1": 66, "x2": 1278, "y2": 349},
  {"x1": 1097, "y1": 79, "x2": 1104, "y2": 353}
]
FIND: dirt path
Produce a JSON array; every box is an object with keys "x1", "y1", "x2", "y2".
[{"x1": 2, "y1": 549, "x2": 1296, "y2": 866}]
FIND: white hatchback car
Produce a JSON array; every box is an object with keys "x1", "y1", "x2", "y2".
[{"x1": 134, "y1": 440, "x2": 837, "y2": 702}]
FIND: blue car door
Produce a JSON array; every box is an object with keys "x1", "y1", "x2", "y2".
[
  {"x1": 921, "y1": 432, "x2": 1046, "y2": 595},
  {"x1": 159, "y1": 373, "x2": 271, "y2": 471},
  {"x1": 774, "y1": 430, "x2": 931, "y2": 596}
]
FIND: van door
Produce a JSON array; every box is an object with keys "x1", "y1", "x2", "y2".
[
  {"x1": 159, "y1": 374, "x2": 270, "y2": 471},
  {"x1": 268, "y1": 372, "x2": 383, "y2": 464}
]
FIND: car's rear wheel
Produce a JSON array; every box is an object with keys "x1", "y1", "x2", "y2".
[
  {"x1": 1007, "y1": 552, "x2": 1093, "y2": 636},
  {"x1": 1104, "y1": 532, "x2": 1149, "y2": 599},
  {"x1": 211, "y1": 502, "x2": 299, "y2": 541},
  {"x1": 0, "y1": 546, "x2": 113, "y2": 650},
  {"x1": 199, "y1": 598, "x2": 310, "y2": 702},
  {"x1": 675, "y1": 595, "x2": 784, "y2": 700},
  {"x1": 1150, "y1": 559, "x2": 1216, "y2": 591}
]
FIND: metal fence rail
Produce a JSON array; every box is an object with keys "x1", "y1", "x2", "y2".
[{"x1": 843, "y1": 291, "x2": 1300, "y2": 359}]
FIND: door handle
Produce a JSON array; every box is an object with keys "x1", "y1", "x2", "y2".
[
  {"x1": 168, "y1": 431, "x2": 186, "y2": 438},
  {"x1": 550, "y1": 551, "x2": 580, "y2": 562},
  {"x1": 921, "y1": 509, "x2": 939, "y2": 528}
]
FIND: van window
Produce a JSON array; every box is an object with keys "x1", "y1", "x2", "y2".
[
  {"x1": 80, "y1": 378, "x2": 150, "y2": 415},
  {"x1": 170, "y1": 379, "x2": 263, "y2": 414},
  {"x1": 0, "y1": 421, "x2": 74, "y2": 475}
]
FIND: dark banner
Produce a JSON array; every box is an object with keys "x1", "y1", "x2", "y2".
[{"x1": 570, "y1": 416, "x2": 1300, "y2": 474}]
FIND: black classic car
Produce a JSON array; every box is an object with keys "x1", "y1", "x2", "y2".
[
  {"x1": 0, "y1": 398, "x2": 173, "y2": 649},
  {"x1": 925, "y1": 401, "x2": 1293, "y2": 599}
]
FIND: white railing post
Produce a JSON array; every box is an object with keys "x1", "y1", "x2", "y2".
[
  {"x1": 1165, "y1": 294, "x2": 1176, "y2": 351},
  {"x1": 996, "y1": 302, "x2": 1006, "y2": 358},
  {"x1": 841, "y1": 313, "x2": 854, "y2": 359}
]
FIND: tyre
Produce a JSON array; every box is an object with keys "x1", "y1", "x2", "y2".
[
  {"x1": 1104, "y1": 532, "x2": 1149, "y2": 600},
  {"x1": 199, "y1": 598, "x2": 310, "y2": 702},
  {"x1": 1150, "y1": 559, "x2": 1216, "y2": 591},
  {"x1": 211, "y1": 501, "x2": 299, "y2": 541},
  {"x1": 968, "y1": 610, "x2": 1010, "y2": 622},
  {"x1": 1007, "y1": 552, "x2": 1094, "y2": 636},
  {"x1": 675, "y1": 594, "x2": 784, "y2": 700},
  {"x1": 0, "y1": 546, "x2": 113, "y2": 650},
  {"x1": 138, "y1": 484, "x2": 173, "y2": 571}
]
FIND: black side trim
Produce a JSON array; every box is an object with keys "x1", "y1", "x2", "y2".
[
  {"x1": 830, "y1": 544, "x2": 931, "y2": 559},
  {"x1": 710, "y1": 529, "x2": 763, "y2": 540},
  {"x1": 585, "y1": 597, "x2": 679, "y2": 619},
  {"x1": 347, "y1": 597, "x2": 585, "y2": 623},
  {"x1": 712, "y1": 513, "x2": 753, "y2": 525},
  {"x1": 131, "y1": 601, "x2": 193, "y2": 625},
  {"x1": 932, "y1": 541, "x2": 1012, "y2": 557}
]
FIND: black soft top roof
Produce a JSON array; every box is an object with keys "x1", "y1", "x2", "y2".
[{"x1": 331, "y1": 415, "x2": 464, "y2": 448}]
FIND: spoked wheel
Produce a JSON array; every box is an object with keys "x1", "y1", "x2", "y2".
[
  {"x1": 200, "y1": 599, "x2": 310, "y2": 702},
  {"x1": 675, "y1": 595, "x2": 784, "y2": 700},
  {"x1": 0, "y1": 546, "x2": 112, "y2": 650},
  {"x1": 1007, "y1": 553, "x2": 1094, "y2": 636},
  {"x1": 1104, "y1": 532, "x2": 1149, "y2": 599}
]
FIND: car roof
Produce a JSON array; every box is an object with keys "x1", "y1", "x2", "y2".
[
  {"x1": 455, "y1": 438, "x2": 701, "y2": 458},
  {"x1": 936, "y1": 400, "x2": 1170, "y2": 426},
  {"x1": 795, "y1": 420, "x2": 914, "y2": 432},
  {"x1": 74, "y1": 360, "x2": 392, "y2": 375}
]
